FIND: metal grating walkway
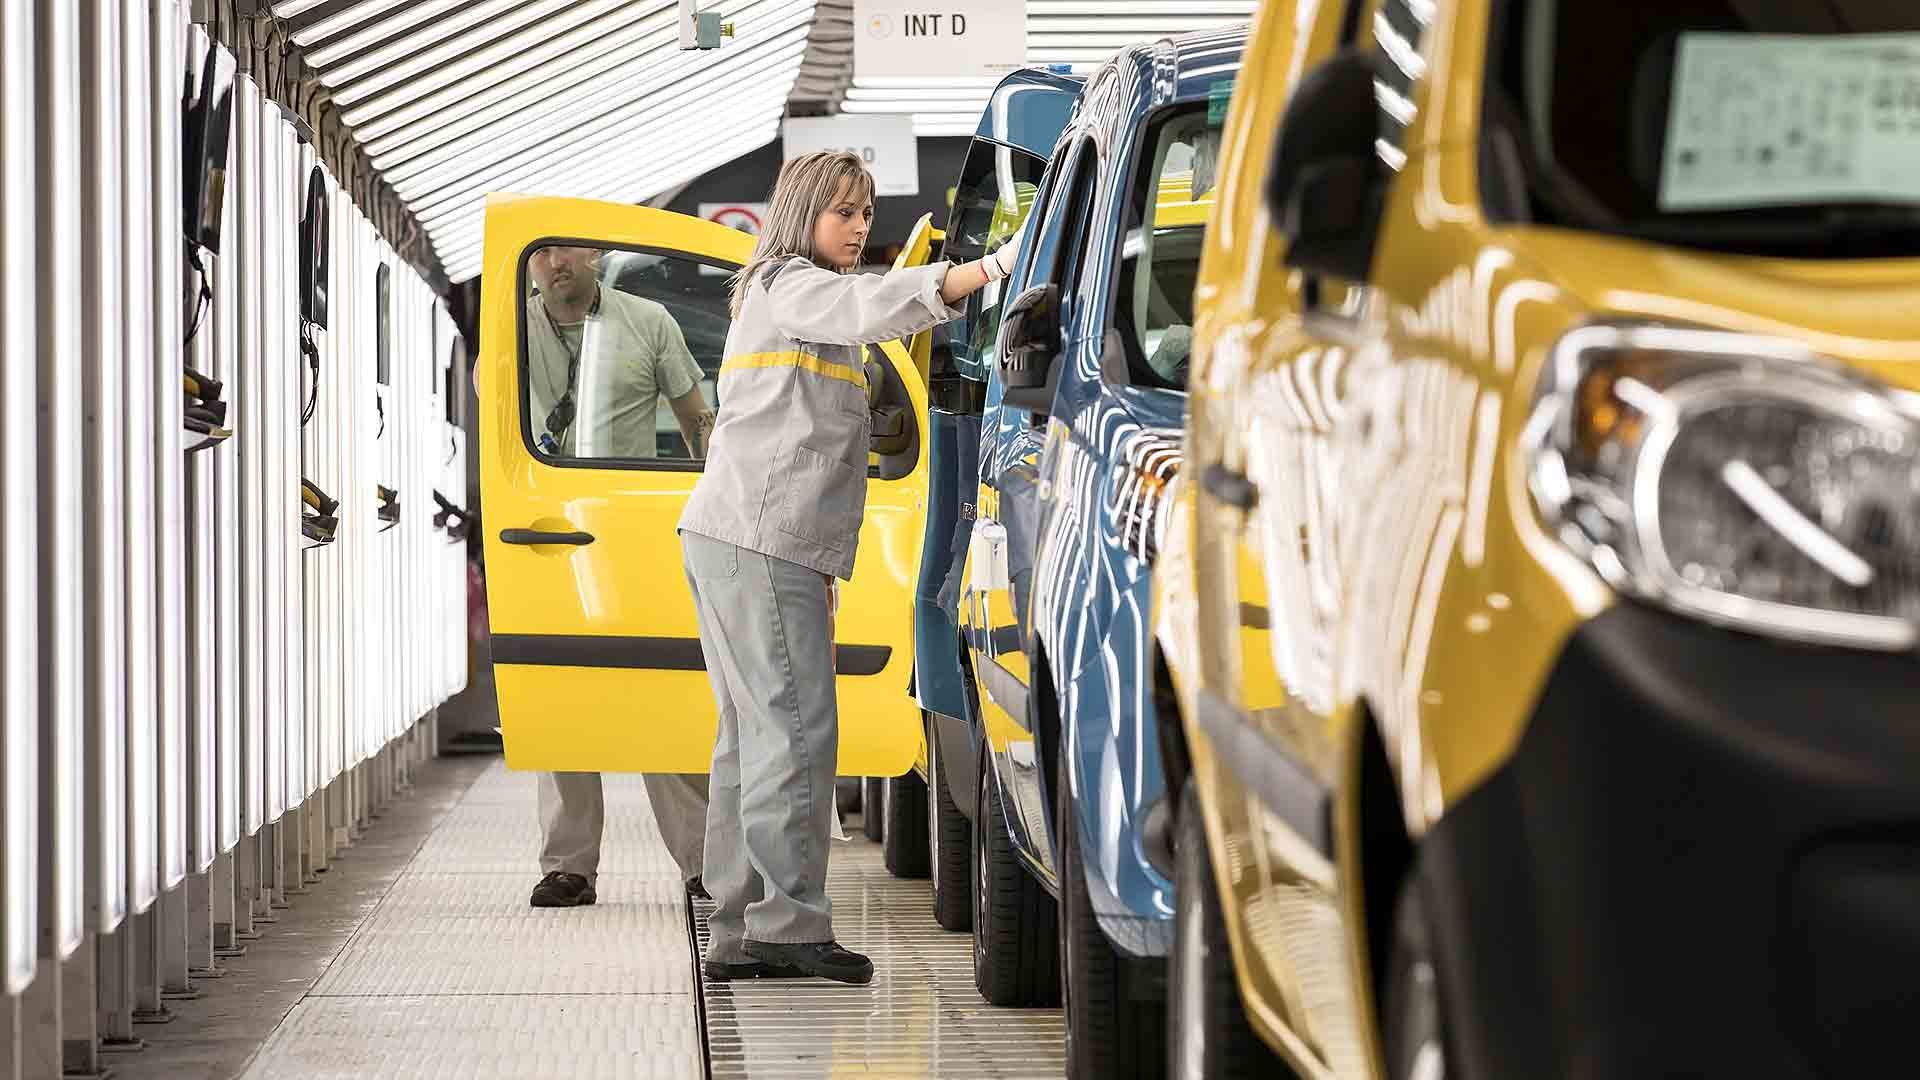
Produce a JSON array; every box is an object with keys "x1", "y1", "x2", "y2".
[
  {"x1": 695, "y1": 845, "x2": 1067, "y2": 1079},
  {"x1": 233, "y1": 759, "x2": 1066, "y2": 1078}
]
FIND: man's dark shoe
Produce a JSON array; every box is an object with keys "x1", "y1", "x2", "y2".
[
  {"x1": 743, "y1": 939, "x2": 874, "y2": 986},
  {"x1": 686, "y1": 876, "x2": 710, "y2": 901},
  {"x1": 529, "y1": 871, "x2": 596, "y2": 908},
  {"x1": 700, "y1": 957, "x2": 805, "y2": 981}
]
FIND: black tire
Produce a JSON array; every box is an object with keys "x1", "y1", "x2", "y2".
[
  {"x1": 1169, "y1": 780, "x2": 1297, "y2": 1079},
  {"x1": 883, "y1": 766, "x2": 931, "y2": 878},
  {"x1": 1060, "y1": 783, "x2": 1166, "y2": 1080},
  {"x1": 835, "y1": 777, "x2": 862, "y2": 816},
  {"x1": 972, "y1": 738, "x2": 1059, "y2": 1006},
  {"x1": 1382, "y1": 876, "x2": 1448, "y2": 1080},
  {"x1": 861, "y1": 777, "x2": 885, "y2": 842},
  {"x1": 928, "y1": 717, "x2": 974, "y2": 930}
]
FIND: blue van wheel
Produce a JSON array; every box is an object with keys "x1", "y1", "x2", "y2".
[
  {"x1": 972, "y1": 737, "x2": 1059, "y2": 1006},
  {"x1": 1061, "y1": 781, "x2": 1167, "y2": 1079}
]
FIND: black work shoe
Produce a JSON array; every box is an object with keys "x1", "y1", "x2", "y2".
[
  {"x1": 743, "y1": 939, "x2": 875, "y2": 985},
  {"x1": 701, "y1": 957, "x2": 805, "y2": 981},
  {"x1": 529, "y1": 871, "x2": 596, "y2": 908},
  {"x1": 686, "y1": 876, "x2": 710, "y2": 901}
]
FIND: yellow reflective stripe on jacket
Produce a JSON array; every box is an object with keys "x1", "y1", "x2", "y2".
[{"x1": 720, "y1": 350, "x2": 867, "y2": 391}]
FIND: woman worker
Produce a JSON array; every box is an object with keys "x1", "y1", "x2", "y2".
[{"x1": 678, "y1": 150, "x2": 1022, "y2": 985}]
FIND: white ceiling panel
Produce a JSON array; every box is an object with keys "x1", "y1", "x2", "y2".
[{"x1": 273, "y1": 0, "x2": 1251, "y2": 281}]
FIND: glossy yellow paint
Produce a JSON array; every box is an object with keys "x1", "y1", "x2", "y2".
[
  {"x1": 1159, "y1": 0, "x2": 1920, "y2": 1075},
  {"x1": 478, "y1": 193, "x2": 929, "y2": 777}
]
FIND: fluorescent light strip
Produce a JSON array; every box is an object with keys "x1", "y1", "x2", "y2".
[
  {"x1": 385, "y1": 24, "x2": 810, "y2": 191},
  {"x1": 425, "y1": 115, "x2": 783, "y2": 258},
  {"x1": 359, "y1": 0, "x2": 809, "y2": 154},
  {"x1": 333, "y1": 0, "x2": 656, "y2": 118},
  {"x1": 312, "y1": 0, "x2": 527, "y2": 79},
  {"x1": 412, "y1": 85, "x2": 794, "y2": 229},
  {"x1": 431, "y1": 125, "x2": 781, "y2": 278},
  {"x1": 403, "y1": 59, "x2": 801, "y2": 216},
  {"x1": 286, "y1": 0, "x2": 415, "y2": 47}
]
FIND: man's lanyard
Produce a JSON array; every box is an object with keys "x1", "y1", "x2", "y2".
[{"x1": 538, "y1": 287, "x2": 602, "y2": 406}]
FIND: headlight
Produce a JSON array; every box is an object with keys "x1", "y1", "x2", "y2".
[{"x1": 1525, "y1": 323, "x2": 1920, "y2": 650}]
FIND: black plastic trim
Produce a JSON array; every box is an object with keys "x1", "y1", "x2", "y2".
[
  {"x1": 492, "y1": 634, "x2": 891, "y2": 676},
  {"x1": 1194, "y1": 688, "x2": 1332, "y2": 857}
]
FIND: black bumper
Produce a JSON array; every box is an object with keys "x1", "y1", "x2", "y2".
[{"x1": 1419, "y1": 602, "x2": 1920, "y2": 1080}]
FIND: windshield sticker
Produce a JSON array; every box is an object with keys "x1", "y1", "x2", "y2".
[{"x1": 1659, "y1": 33, "x2": 1920, "y2": 212}]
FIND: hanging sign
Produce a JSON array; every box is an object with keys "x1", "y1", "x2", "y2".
[
  {"x1": 783, "y1": 115, "x2": 921, "y2": 197},
  {"x1": 852, "y1": 0, "x2": 1027, "y2": 80}
]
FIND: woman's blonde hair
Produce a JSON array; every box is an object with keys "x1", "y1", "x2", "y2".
[{"x1": 730, "y1": 151, "x2": 875, "y2": 316}]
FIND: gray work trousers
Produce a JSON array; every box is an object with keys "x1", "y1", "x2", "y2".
[
  {"x1": 680, "y1": 530, "x2": 839, "y2": 961},
  {"x1": 537, "y1": 771, "x2": 710, "y2": 884}
]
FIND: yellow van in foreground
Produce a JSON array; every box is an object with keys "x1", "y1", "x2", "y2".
[
  {"x1": 1157, "y1": 1, "x2": 1920, "y2": 1078},
  {"x1": 477, "y1": 196, "x2": 928, "y2": 777}
]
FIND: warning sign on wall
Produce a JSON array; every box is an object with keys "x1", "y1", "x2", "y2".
[{"x1": 699, "y1": 202, "x2": 768, "y2": 235}]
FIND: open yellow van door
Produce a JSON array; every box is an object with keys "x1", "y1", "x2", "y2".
[{"x1": 478, "y1": 194, "x2": 928, "y2": 775}]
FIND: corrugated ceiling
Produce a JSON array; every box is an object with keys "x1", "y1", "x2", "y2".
[{"x1": 271, "y1": 0, "x2": 1252, "y2": 282}]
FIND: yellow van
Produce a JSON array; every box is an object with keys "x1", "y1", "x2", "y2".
[
  {"x1": 1156, "y1": 1, "x2": 1920, "y2": 1078},
  {"x1": 476, "y1": 196, "x2": 929, "y2": 778}
]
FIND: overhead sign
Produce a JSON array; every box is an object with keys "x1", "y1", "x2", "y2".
[
  {"x1": 698, "y1": 202, "x2": 768, "y2": 235},
  {"x1": 783, "y1": 115, "x2": 920, "y2": 197},
  {"x1": 852, "y1": 0, "x2": 1026, "y2": 80}
]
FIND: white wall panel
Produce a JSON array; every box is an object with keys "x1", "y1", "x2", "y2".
[
  {"x1": 121, "y1": 0, "x2": 160, "y2": 916},
  {"x1": 1, "y1": 0, "x2": 38, "y2": 998},
  {"x1": 235, "y1": 79, "x2": 266, "y2": 836},
  {"x1": 259, "y1": 92, "x2": 286, "y2": 824},
  {"x1": 81, "y1": 0, "x2": 130, "y2": 932},
  {"x1": 36, "y1": 0, "x2": 87, "y2": 963},
  {"x1": 213, "y1": 87, "x2": 243, "y2": 855},
  {"x1": 152, "y1": 0, "x2": 189, "y2": 891}
]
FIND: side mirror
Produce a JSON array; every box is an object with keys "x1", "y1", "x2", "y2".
[
  {"x1": 299, "y1": 165, "x2": 330, "y2": 328},
  {"x1": 181, "y1": 40, "x2": 234, "y2": 253},
  {"x1": 1264, "y1": 49, "x2": 1386, "y2": 282},
  {"x1": 997, "y1": 283, "x2": 1060, "y2": 413}
]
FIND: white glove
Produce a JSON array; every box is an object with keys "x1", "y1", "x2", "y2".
[{"x1": 984, "y1": 223, "x2": 1025, "y2": 281}]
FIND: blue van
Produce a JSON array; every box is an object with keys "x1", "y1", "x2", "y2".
[
  {"x1": 951, "y1": 28, "x2": 1245, "y2": 1080},
  {"x1": 887, "y1": 66, "x2": 1087, "y2": 929}
]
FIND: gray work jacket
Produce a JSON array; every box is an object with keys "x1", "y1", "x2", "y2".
[{"x1": 678, "y1": 256, "x2": 962, "y2": 581}]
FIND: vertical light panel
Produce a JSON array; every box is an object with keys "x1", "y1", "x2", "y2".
[
  {"x1": 235, "y1": 77, "x2": 265, "y2": 836},
  {"x1": 152, "y1": 0, "x2": 188, "y2": 890},
  {"x1": 184, "y1": 23, "x2": 223, "y2": 872},
  {"x1": 1, "y1": 0, "x2": 39, "y2": 997},
  {"x1": 121, "y1": 0, "x2": 160, "y2": 915},
  {"x1": 81, "y1": 0, "x2": 130, "y2": 932},
  {"x1": 213, "y1": 98, "x2": 242, "y2": 854},
  {"x1": 37, "y1": 0, "x2": 88, "y2": 960},
  {"x1": 281, "y1": 123, "x2": 307, "y2": 809},
  {"x1": 259, "y1": 91, "x2": 286, "y2": 825}
]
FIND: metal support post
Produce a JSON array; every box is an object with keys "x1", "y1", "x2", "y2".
[
  {"x1": 129, "y1": 910, "x2": 174, "y2": 1025},
  {"x1": 95, "y1": 928, "x2": 141, "y2": 1052},
  {"x1": 21, "y1": 964, "x2": 62, "y2": 1079},
  {"x1": 186, "y1": 869, "x2": 223, "y2": 977},
  {"x1": 249, "y1": 832, "x2": 275, "y2": 924},
  {"x1": 1, "y1": 994, "x2": 19, "y2": 1080},
  {"x1": 231, "y1": 838, "x2": 259, "y2": 940},
  {"x1": 305, "y1": 794, "x2": 327, "y2": 878},
  {"x1": 210, "y1": 851, "x2": 245, "y2": 957},
  {"x1": 158, "y1": 885, "x2": 197, "y2": 1000},
  {"x1": 266, "y1": 821, "x2": 289, "y2": 909},
  {"x1": 283, "y1": 805, "x2": 308, "y2": 894},
  {"x1": 59, "y1": 933, "x2": 108, "y2": 1078}
]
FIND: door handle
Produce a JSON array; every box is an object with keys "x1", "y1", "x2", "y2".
[
  {"x1": 499, "y1": 528, "x2": 595, "y2": 546},
  {"x1": 1201, "y1": 463, "x2": 1259, "y2": 511}
]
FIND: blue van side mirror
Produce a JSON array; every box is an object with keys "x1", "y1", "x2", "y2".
[
  {"x1": 998, "y1": 282, "x2": 1061, "y2": 414},
  {"x1": 1265, "y1": 49, "x2": 1386, "y2": 282}
]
